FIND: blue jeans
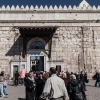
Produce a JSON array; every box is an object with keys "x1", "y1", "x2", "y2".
[
  {"x1": 0, "y1": 83, "x2": 5, "y2": 97},
  {"x1": 95, "y1": 80, "x2": 100, "y2": 87},
  {"x1": 3, "y1": 86, "x2": 7, "y2": 95}
]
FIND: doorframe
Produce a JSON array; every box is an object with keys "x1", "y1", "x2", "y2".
[
  {"x1": 27, "y1": 50, "x2": 49, "y2": 73},
  {"x1": 10, "y1": 61, "x2": 26, "y2": 78},
  {"x1": 30, "y1": 55, "x2": 45, "y2": 71}
]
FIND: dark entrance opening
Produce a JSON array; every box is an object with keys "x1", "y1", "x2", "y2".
[
  {"x1": 56, "y1": 65, "x2": 61, "y2": 72},
  {"x1": 30, "y1": 56, "x2": 44, "y2": 71},
  {"x1": 13, "y1": 65, "x2": 18, "y2": 76}
]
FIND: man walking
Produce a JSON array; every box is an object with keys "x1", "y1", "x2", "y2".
[
  {"x1": 41, "y1": 67, "x2": 69, "y2": 100},
  {"x1": 14, "y1": 71, "x2": 19, "y2": 86},
  {"x1": 95, "y1": 71, "x2": 100, "y2": 87}
]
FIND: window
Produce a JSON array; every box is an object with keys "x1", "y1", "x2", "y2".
[{"x1": 30, "y1": 41, "x2": 45, "y2": 49}]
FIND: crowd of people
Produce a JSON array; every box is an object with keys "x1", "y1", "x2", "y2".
[
  {"x1": 23, "y1": 68, "x2": 90, "y2": 100},
  {"x1": 0, "y1": 67, "x2": 100, "y2": 100}
]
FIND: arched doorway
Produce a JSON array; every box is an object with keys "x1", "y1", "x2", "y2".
[{"x1": 26, "y1": 37, "x2": 48, "y2": 72}]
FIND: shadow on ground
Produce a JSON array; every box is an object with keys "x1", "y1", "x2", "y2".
[
  {"x1": 86, "y1": 85, "x2": 95, "y2": 87},
  {"x1": 18, "y1": 98, "x2": 25, "y2": 100}
]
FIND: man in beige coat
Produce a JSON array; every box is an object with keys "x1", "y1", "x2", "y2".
[{"x1": 41, "y1": 67, "x2": 69, "y2": 100}]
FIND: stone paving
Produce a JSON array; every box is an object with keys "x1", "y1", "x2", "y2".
[
  {"x1": 1, "y1": 84, "x2": 25, "y2": 100},
  {"x1": 85, "y1": 80, "x2": 100, "y2": 100},
  {"x1": 1, "y1": 80, "x2": 100, "y2": 100}
]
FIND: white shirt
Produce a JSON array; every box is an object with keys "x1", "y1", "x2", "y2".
[{"x1": 42, "y1": 74, "x2": 69, "y2": 100}]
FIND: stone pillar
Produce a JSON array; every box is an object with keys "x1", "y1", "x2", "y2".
[{"x1": 81, "y1": 26, "x2": 93, "y2": 73}]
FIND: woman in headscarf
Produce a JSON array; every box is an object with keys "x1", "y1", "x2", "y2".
[{"x1": 24, "y1": 72, "x2": 36, "y2": 100}]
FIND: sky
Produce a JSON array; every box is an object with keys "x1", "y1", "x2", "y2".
[{"x1": 0, "y1": 0, "x2": 100, "y2": 7}]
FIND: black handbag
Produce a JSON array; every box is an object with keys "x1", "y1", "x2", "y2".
[
  {"x1": 85, "y1": 79, "x2": 89, "y2": 83},
  {"x1": 74, "y1": 92, "x2": 84, "y2": 100}
]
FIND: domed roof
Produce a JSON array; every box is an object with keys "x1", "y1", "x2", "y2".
[{"x1": 79, "y1": 0, "x2": 90, "y2": 7}]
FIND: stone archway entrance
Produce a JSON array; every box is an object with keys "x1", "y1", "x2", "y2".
[
  {"x1": 19, "y1": 27, "x2": 57, "y2": 72},
  {"x1": 26, "y1": 37, "x2": 49, "y2": 72}
]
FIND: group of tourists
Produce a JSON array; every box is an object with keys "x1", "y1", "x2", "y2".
[
  {"x1": 1, "y1": 67, "x2": 99, "y2": 100},
  {"x1": 23, "y1": 68, "x2": 89, "y2": 100},
  {"x1": 0, "y1": 71, "x2": 8, "y2": 98}
]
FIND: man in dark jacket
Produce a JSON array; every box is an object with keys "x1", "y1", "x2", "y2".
[
  {"x1": 67, "y1": 75, "x2": 87, "y2": 100},
  {"x1": 80, "y1": 71, "x2": 87, "y2": 91},
  {"x1": 35, "y1": 72, "x2": 45, "y2": 100},
  {"x1": 14, "y1": 71, "x2": 19, "y2": 86},
  {"x1": 95, "y1": 72, "x2": 100, "y2": 87}
]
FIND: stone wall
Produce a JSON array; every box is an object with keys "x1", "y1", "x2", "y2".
[
  {"x1": 92, "y1": 27, "x2": 100, "y2": 72},
  {"x1": 51, "y1": 26, "x2": 100, "y2": 75},
  {"x1": 0, "y1": 26, "x2": 100, "y2": 77},
  {"x1": 0, "y1": 27, "x2": 22, "y2": 73},
  {"x1": 51, "y1": 27, "x2": 81, "y2": 72},
  {"x1": 0, "y1": 5, "x2": 100, "y2": 76}
]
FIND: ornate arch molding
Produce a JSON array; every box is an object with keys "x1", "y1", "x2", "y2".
[{"x1": 27, "y1": 37, "x2": 47, "y2": 50}]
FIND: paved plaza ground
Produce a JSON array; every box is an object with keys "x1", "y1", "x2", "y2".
[{"x1": 1, "y1": 80, "x2": 100, "y2": 100}]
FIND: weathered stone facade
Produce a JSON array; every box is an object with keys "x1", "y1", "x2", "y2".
[
  {"x1": 0, "y1": 27, "x2": 21, "y2": 73},
  {"x1": 52, "y1": 26, "x2": 100, "y2": 76},
  {"x1": 0, "y1": 0, "x2": 100, "y2": 77}
]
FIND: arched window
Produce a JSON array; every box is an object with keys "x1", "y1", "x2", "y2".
[{"x1": 30, "y1": 41, "x2": 45, "y2": 49}]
